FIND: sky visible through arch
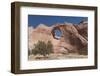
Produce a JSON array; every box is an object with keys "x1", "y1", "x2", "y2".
[{"x1": 28, "y1": 15, "x2": 88, "y2": 37}]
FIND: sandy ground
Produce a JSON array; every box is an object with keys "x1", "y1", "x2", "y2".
[{"x1": 28, "y1": 53, "x2": 88, "y2": 61}]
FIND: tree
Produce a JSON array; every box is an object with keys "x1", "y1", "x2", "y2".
[
  {"x1": 46, "y1": 41, "x2": 53, "y2": 54},
  {"x1": 32, "y1": 40, "x2": 53, "y2": 57}
]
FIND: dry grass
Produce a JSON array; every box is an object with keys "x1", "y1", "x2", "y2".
[{"x1": 28, "y1": 53, "x2": 87, "y2": 61}]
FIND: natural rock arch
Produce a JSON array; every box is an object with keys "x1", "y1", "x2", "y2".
[{"x1": 51, "y1": 23, "x2": 88, "y2": 53}]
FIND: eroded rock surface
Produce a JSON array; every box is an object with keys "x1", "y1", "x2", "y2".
[{"x1": 28, "y1": 20, "x2": 88, "y2": 54}]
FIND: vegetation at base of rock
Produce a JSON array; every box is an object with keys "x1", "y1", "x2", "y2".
[
  {"x1": 32, "y1": 40, "x2": 53, "y2": 57},
  {"x1": 79, "y1": 46, "x2": 88, "y2": 55}
]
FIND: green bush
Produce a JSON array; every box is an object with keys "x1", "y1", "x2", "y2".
[
  {"x1": 79, "y1": 46, "x2": 88, "y2": 55},
  {"x1": 46, "y1": 41, "x2": 53, "y2": 54},
  {"x1": 32, "y1": 40, "x2": 53, "y2": 57}
]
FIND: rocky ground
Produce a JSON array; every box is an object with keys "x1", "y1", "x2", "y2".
[{"x1": 28, "y1": 53, "x2": 87, "y2": 61}]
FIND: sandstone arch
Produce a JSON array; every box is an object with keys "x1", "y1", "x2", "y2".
[{"x1": 51, "y1": 23, "x2": 88, "y2": 53}]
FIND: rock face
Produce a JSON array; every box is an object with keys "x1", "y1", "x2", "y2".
[
  {"x1": 28, "y1": 24, "x2": 52, "y2": 50},
  {"x1": 28, "y1": 20, "x2": 88, "y2": 54}
]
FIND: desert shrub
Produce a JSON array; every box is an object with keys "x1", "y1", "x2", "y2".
[
  {"x1": 46, "y1": 41, "x2": 53, "y2": 54},
  {"x1": 32, "y1": 40, "x2": 53, "y2": 57},
  {"x1": 79, "y1": 46, "x2": 88, "y2": 55}
]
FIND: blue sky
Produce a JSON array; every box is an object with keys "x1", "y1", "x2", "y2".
[
  {"x1": 28, "y1": 15, "x2": 87, "y2": 28},
  {"x1": 28, "y1": 15, "x2": 87, "y2": 37}
]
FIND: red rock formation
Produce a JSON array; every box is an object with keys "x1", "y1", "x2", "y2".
[
  {"x1": 28, "y1": 21, "x2": 88, "y2": 54},
  {"x1": 51, "y1": 22, "x2": 88, "y2": 53}
]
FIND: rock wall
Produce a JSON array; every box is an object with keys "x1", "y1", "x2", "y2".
[{"x1": 28, "y1": 21, "x2": 88, "y2": 54}]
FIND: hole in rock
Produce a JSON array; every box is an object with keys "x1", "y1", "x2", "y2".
[{"x1": 54, "y1": 29, "x2": 62, "y2": 39}]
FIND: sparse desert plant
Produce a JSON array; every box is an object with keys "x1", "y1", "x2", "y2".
[
  {"x1": 79, "y1": 46, "x2": 88, "y2": 55},
  {"x1": 46, "y1": 41, "x2": 53, "y2": 54},
  {"x1": 32, "y1": 40, "x2": 53, "y2": 57}
]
